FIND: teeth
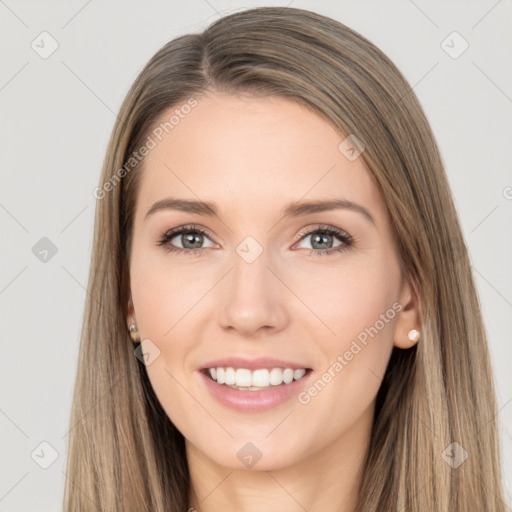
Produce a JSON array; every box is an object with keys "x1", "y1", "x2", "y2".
[
  {"x1": 207, "y1": 367, "x2": 308, "y2": 388},
  {"x1": 225, "y1": 367, "x2": 236, "y2": 385}
]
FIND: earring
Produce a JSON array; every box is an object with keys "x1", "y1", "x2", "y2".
[
  {"x1": 407, "y1": 329, "x2": 421, "y2": 343},
  {"x1": 129, "y1": 324, "x2": 140, "y2": 343}
]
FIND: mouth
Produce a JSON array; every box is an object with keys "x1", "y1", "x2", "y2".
[
  {"x1": 200, "y1": 366, "x2": 313, "y2": 391},
  {"x1": 199, "y1": 365, "x2": 315, "y2": 412}
]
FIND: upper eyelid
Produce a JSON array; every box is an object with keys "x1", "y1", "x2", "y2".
[{"x1": 296, "y1": 224, "x2": 350, "y2": 239}]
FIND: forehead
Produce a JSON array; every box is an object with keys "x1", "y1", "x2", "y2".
[{"x1": 135, "y1": 92, "x2": 386, "y2": 224}]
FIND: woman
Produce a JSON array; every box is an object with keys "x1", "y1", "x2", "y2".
[{"x1": 63, "y1": 6, "x2": 506, "y2": 511}]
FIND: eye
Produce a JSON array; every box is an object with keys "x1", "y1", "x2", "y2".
[
  {"x1": 293, "y1": 225, "x2": 354, "y2": 257},
  {"x1": 157, "y1": 223, "x2": 354, "y2": 258},
  {"x1": 157, "y1": 224, "x2": 216, "y2": 256}
]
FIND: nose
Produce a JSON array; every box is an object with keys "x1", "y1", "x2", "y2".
[{"x1": 217, "y1": 246, "x2": 289, "y2": 337}]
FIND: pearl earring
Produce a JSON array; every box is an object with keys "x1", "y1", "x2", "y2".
[
  {"x1": 129, "y1": 324, "x2": 140, "y2": 343},
  {"x1": 407, "y1": 329, "x2": 421, "y2": 343}
]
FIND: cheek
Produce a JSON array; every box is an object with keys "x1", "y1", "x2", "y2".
[
  {"x1": 130, "y1": 247, "x2": 214, "y2": 342},
  {"x1": 129, "y1": 249, "x2": 215, "y2": 422},
  {"x1": 288, "y1": 249, "x2": 401, "y2": 345},
  {"x1": 292, "y1": 276, "x2": 398, "y2": 454},
  {"x1": 291, "y1": 252, "x2": 400, "y2": 411},
  {"x1": 130, "y1": 252, "x2": 205, "y2": 433}
]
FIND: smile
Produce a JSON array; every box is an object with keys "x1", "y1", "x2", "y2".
[
  {"x1": 199, "y1": 367, "x2": 314, "y2": 412},
  {"x1": 205, "y1": 367, "x2": 310, "y2": 389}
]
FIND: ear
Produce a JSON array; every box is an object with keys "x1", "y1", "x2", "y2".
[{"x1": 393, "y1": 275, "x2": 422, "y2": 349}]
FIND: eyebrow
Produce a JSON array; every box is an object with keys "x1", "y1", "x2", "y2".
[{"x1": 144, "y1": 197, "x2": 376, "y2": 227}]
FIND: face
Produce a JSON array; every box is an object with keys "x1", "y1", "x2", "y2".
[{"x1": 128, "y1": 91, "x2": 415, "y2": 471}]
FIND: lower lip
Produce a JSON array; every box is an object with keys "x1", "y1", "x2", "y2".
[{"x1": 199, "y1": 370, "x2": 313, "y2": 412}]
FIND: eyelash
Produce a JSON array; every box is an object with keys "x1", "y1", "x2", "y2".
[{"x1": 156, "y1": 223, "x2": 354, "y2": 258}]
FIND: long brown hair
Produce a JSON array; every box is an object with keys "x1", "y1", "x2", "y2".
[{"x1": 63, "y1": 7, "x2": 506, "y2": 511}]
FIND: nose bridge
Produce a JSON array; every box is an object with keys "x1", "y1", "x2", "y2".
[{"x1": 232, "y1": 239, "x2": 270, "y2": 293}]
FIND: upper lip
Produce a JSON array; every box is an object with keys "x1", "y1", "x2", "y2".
[{"x1": 199, "y1": 357, "x2": 312, "y2": 371}]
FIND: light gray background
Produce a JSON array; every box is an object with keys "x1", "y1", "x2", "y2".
[{"x1": 1, "y1": 1, "x2": 511, "y2": 510}]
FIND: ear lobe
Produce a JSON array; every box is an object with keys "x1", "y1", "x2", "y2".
[{"x1": 393, "y1": 276, "x2": 422, "y2": 350}]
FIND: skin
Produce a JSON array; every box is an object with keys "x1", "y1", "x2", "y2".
[{"x1": 127, "y1": 91, "x2": 421, "y2": 512}]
